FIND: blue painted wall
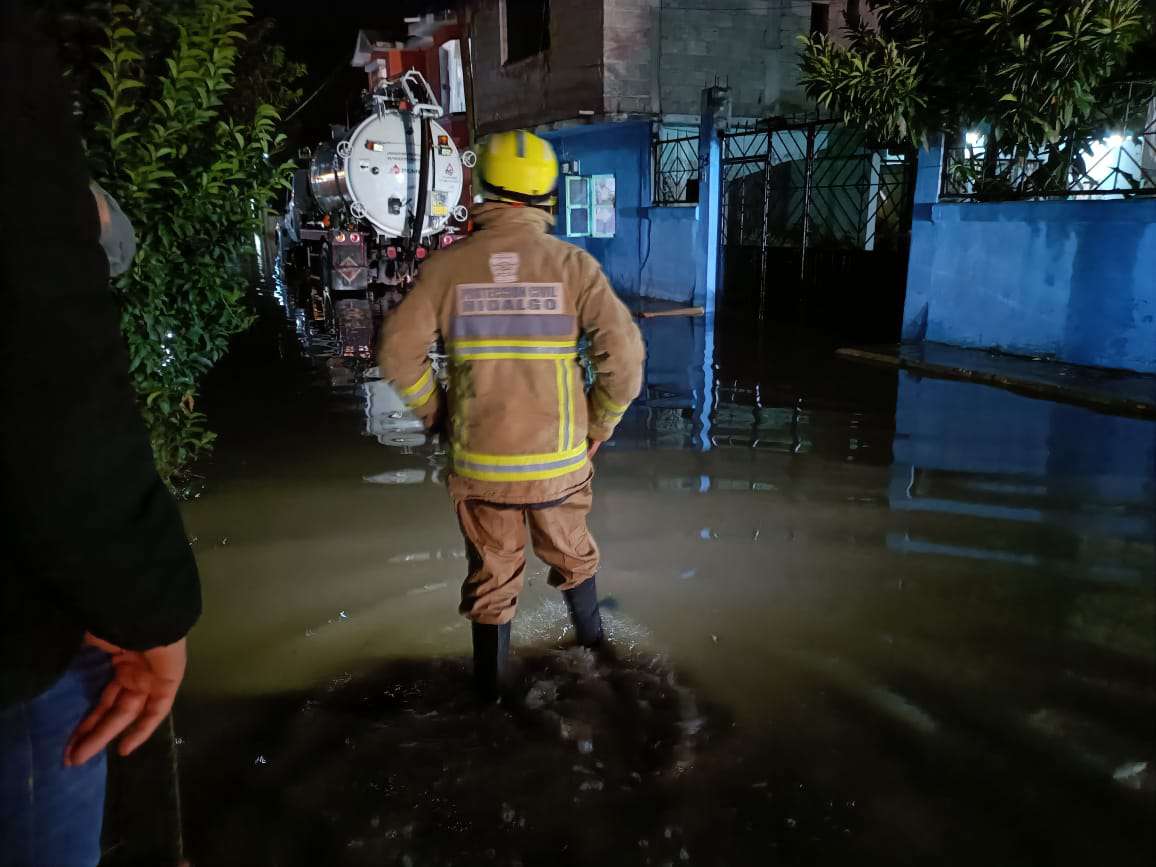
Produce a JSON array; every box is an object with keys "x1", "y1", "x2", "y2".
[
  {"x1": 904, "y1": 143, "x2": 1156, "y2": 373},
  {"x1": 889, "y1": 373, "x2": 1156, "y2": 580},
  {"x1": 543, "y1": 121, "x2": 700, "y2": 304}
]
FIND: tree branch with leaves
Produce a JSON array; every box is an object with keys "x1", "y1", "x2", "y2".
[
  {"x1": 76, "y1": 0, "x2": 302, "y2": 488},
  {"x1": 799, "y1": 0, "x2": 1151, "y2": 150}
]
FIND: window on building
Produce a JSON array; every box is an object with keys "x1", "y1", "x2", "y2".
[
  {"x1": 501, "y1": 0, "x2": 550, "y2": 65},
  {"x1": 564, "y1": 174, "x2": 616, "y2": 238},
  {"x1": 653, "y1": 127, "x2": 700, "y2": 205},
  {"x1": 846, "y1": 0, "x2": 862, "y2": 29},
  {"x1": 439, "y1": 39, "x2": 466, "y2": 114},
  {"x1": 565, "y1": 175, "x2": 590, "y2": 237},
  {"x1": 810, "y1": 2, "x2": 830, "y2": 36},
  {"x1": 591, "y1": 175, "x2": 616, "y2": 238}
]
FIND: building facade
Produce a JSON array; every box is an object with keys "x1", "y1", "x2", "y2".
[
  {"x1": 463, "y1": 0, "x2": 874, "y2": 306},
  {"x1": 352, "y1": 14, "x2": 469, "y2": 148},
  {"x1": 468, "y1": 0, "x2": 871, "y2": 132}
]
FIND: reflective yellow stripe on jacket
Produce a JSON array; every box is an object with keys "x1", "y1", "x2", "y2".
[
  {"x1": 447, "y1": 338, "x2": 584, "y2": 482},
  {"x1": 447, "y1": 338, "x2": 577, "y2": 361},
  {"x1": 453, "y1": 442, "x2": 588, "y2": 483},
  {"x1": 592, "y1": 386, "x2": 629, "y2": 424},
  {"x1": 398, "y1": 366, "x2": 435, "y2": 409}
]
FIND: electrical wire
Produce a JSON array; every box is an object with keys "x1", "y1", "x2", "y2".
[{"x1": 282, "y1": 60, "x2": 347, "y2": 124}]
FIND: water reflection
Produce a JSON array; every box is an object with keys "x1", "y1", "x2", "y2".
[
  {"x1": 361, "y1": 376, "x2": 427, "y2": 448},
  {"x1": 182, "y1": 262, "x2": 1156, "y2": 865},
  {"x1": 268, "y1": 260, "x2": 1154, "y2": 595},
  {"x1": 889, "y1": 374, "x2": 1155, "y2": 582}
]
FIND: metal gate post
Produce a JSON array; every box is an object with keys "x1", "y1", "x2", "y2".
[
  {"x1": 799, "y1": 123, "x2": 816, "y2": 285},
  {"x1": 758, "y1": 130, "x2": 773, "y2": 321},
  {"x1": 862, "y1": 150, "x2": 881, "y2": 252},
  {"x1": 695, "y1": 85, "x2": 729, "y2": 315}
]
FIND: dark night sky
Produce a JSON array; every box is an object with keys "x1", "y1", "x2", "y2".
[{"x1": 250, "y1": 0, "x2": 449, "y2": 146}]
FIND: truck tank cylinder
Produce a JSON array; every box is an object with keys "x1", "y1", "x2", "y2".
[{"x1": 312, "y1": 113, "x2": 464, "y2": 241}]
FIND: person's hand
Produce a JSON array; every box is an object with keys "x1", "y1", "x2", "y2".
[
  {"x1": 587, "y1": 438, "x2": 603, "y2": 458},
  {"x1": 64, "y1": 634, "x2": 188, "y2": 767}
]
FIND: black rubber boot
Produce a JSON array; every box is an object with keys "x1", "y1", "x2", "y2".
[
  {"x1": 471, "y1": 622, "x2": 511, "y2": 702},
  {"x1": 563, "y1": 576, "x2": 604, "y2": 648}
]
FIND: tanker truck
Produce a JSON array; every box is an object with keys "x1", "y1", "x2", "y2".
[{"x1": 283, "y1": 69, "x2": 473, "y2": 307}]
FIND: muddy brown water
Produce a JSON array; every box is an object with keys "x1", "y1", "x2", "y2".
[{"x1": 170, "y1": 270, "x2": 1155, "y2": 866}]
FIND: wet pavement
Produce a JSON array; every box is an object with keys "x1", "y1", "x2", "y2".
[
  {"x1": 840, "y1": 342, "x2": 1156, "y2": 418},
  {"x1": 171, "y1": 266, "x2": 1155, "y2": 866}
]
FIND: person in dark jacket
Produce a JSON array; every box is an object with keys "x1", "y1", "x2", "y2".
[{"x1": 0, "y1": 3, "x2": 203, "y2": 864}]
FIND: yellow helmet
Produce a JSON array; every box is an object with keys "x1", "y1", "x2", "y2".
[{"x1": 476, "y1": 130, "x2": 559, "y2": 204}]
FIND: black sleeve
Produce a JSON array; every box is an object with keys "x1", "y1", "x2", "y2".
[{"x1": 0, "y1": 2, "x2": 202, "y2": 650}]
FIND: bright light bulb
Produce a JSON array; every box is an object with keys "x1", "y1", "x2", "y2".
[{"x1": 965, "y1": 130, "x2": 984, "y2": 147}]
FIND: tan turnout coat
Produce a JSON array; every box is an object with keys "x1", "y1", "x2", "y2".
[{"x1": 379, "y1": 204, "x2": 645, "y2": 505}]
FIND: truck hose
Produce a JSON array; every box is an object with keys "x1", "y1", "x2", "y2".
[{"x1": 410, "y1": 115, "x2": 432, "y2": 259}]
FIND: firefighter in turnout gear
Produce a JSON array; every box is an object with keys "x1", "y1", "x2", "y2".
[{"x1": 379, "y1": 129, "x2": 645, "y2": 700}]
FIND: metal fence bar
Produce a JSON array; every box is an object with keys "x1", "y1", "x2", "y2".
[
  {"x1": 758, "y1": 134, "x2": 773, "y2": 321},
  {"x1": 941, "y1": 81, "x2": 1156, "y2": 202},
  {"x1": 719, "y1": 118, "x2": 914, "y2": 256},
  {"x1": 653, "y1": 133, "x2": 700, "y2": 205},
  {"x1": 799, "y1": 124, "x2": 816, "y2": 283}
]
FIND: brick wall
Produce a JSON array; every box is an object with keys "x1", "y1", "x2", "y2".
[
  {"x1": 469, "y1": 0, "x2": 874, "y2": 132},
  {"x1": 469, "y1": 0, "x2": 605, "y2": 134},
  {"x1": 602, "y1": 0, "x2": 661, "y2": 116},
  {"x1": 604, "y1": 0, "x2": 872, "y2": 120}
]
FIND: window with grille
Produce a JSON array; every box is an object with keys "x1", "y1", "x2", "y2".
[{"x1": 653, "y1": 130, "x2": 700, "y2": 205}]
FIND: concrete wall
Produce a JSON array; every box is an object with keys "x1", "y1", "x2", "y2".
[
  {"x1": 603, "y1": 0, "x2": 661, "y2": 116},
  {"x1": 904, "y1": 143, "x2": 1156, "y2": 374},
  {"x1": 632, "y1": 0, "x2": 869, "y2": 119},
  {"x1": 543, "y1": 120, "x2": 700, "y2": 303},
  {"x1": 471, "y1": 0, "x2": 872, "y2": 130},
  {"x1": 469, "y1": 0, "x2": 604, "y2": 134}
]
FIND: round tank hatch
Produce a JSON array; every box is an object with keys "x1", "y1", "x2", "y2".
[{"x1": 344, "y1": 114, "x2": 464, "y2": 240}]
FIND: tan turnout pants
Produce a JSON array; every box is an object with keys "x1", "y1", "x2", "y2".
[{"x1": 454, "y1": 482, "x2": 600, "y2": 625}]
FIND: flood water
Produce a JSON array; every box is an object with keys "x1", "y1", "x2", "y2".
[{"x1": 173, "y1": 265, "x2": 1156, "y2": 866}]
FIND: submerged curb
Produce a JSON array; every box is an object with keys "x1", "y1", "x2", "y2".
[{"x1": 836, "y1": 347, "x2": 1156, "y2": 421}]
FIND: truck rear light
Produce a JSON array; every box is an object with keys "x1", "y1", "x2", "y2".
[
  {"x1": 415, "y1": 246, "x2": 428, "y2": 260},
  {"x1": 335, "y1": 232, "x2": 346, "y2": 242},
  {"x1": 350, "y1": 233, "x2": 361, "y2": 243},
  {"x1": 441, "y1": 234, "x2": 454, "y2": 248},
  {"x1": 386, "y1": 246, "x2": 398, "y2": 260}
]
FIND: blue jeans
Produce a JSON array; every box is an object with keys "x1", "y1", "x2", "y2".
[{"x1": 0, "y1": 647, "x2": 112, "y2": 867}]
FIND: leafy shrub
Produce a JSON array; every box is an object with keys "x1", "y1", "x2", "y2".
[
  {"x1": 79, "y1": 0, "x2": 298, "y2": 487},
  {"x1": 799, "y1": 0, "x2": 1151, "y2": 149}
]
